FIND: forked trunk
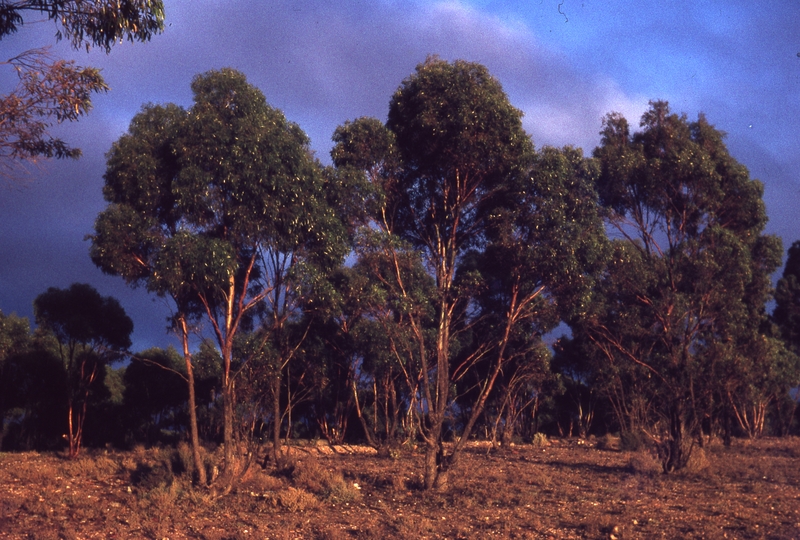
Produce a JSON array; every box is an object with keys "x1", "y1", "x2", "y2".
[{"x1": 424, "y1": 441, "x2": 453, "y2": 491}]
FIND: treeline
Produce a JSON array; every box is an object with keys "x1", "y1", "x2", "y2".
[{"x1": 1, "y1": 58, "x2": 799, "y2": 490}]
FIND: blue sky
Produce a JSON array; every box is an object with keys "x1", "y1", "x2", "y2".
[{"x1": 1, "y1": 0, "x2": 799, "y2": 351}]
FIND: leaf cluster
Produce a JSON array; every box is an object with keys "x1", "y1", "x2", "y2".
[{"x1": 0, "y1": 0, "x2": 165, "y2": 53}]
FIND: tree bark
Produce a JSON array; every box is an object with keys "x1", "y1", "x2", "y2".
[
  {"x1": 271, "y1": 374, "x2": 282, "y2": 463},
  {"x1": 179, "y1": 316, "x2": 206, "y2": 486}
]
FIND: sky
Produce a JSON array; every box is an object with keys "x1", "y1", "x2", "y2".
[{"x1": 1, "y1": 0, "x2": 799, "y2": 352}]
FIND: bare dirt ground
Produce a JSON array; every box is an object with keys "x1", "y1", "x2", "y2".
[{"x1": 1, "y1": 437, "x2": 799, "y2": 539}]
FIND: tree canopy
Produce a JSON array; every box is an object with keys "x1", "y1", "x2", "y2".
[{"x1": 774, "y1": 241, "x2": 800, "y2": 356}]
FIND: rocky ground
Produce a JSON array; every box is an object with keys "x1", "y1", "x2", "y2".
[{"x1": 1, "y1": 436, "x2": 799, "y2": 539}]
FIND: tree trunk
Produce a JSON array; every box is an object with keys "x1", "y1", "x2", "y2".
[
  {"x1": 424, "y1": 442, "x2": 437, "y2": 490},
  {"x1": 271, "y1": 374, "x2": 282, "y2": 463},
  {"x1": 179, "y1": 318, "x2": 206, "y2": 486},
  {"x1": 661, "y1": 401, "x2": 693, "y2": 473},
  {"x1": 218, "y1": 380, "x2": 236, "y2": 491},
  {"x1": 501, "y1": 404, "x2": 515, "y2": 447},
  {"x1": 67, "y1": 399, "x2": 77, "y2": 458},
  {"x1": 422, "y1": 298, "x2": 453, "y2": 491}
]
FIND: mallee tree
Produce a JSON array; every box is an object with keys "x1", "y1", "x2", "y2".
[
  {"x1": 91, "y1": 68, "x2": 349, "y2": 491},
  {"x1": 578, "y1": 101, "x2": 786, "y2": 471},
  {"x1": 33, "y1": 283, "x2": 132, "y2": 458}
]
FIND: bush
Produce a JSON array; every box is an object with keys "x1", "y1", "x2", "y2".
[
  {"x1": 627, "y1": 451, "x2": 661, "y2": 475},
  {"x1": 267, "y1": 487, "x2": 319, "y2": 512},
  {"x1": 130, "y1": 461, "x2": 173, "y2": 491},
  {"x1": 684, "y1": 446, "x2": 710, "y2": 474},
  {"x1": 620, "y1": 430, "x2": 648, "y2": 452}
]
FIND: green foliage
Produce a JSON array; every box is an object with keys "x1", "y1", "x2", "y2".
[
  {"x1": 386, "y1": 56, "x2": 532, "y2": 253},
  {"x1": 0, "y1": 311, "x2": 66, "y2": 450},
  {"x1": 0, "y1": 1, "x2": 165, "y2": 52},
  {"x1": 1, "y1": 50, "x2": 108, "y2": 167},
  {"x1": 34, "y1": 283, "x2": 133, "y2": 352},
  {"x1": 33, "y1": 283, "x2": 133, "y2": 456},
  {"x1": 123, "y1": 347, "x2": 188, "y2": 444},
  {"x1": 774, "y1": 241, "x2": 800, "y2": 356},
  {"x1": 580, "y1": 101, "x2": 785, "y2": 470}
]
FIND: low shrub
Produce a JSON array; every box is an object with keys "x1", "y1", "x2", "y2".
[
  {"x1": 130, "y1": 461, "x2": 173, "y2": 492},
  {"x1": 620, "y1": 430, "x2": 648, "y2": 452},
  {"x1": 292, "y1": 458, "x2": 361, "y2": 503},
  {"x1": 684, "y1": 446, "x2": 710, "y2": 474},
  {"x1": 595, "y1": 433, "x2": 620, "y2": 451},
  {"x1": 627, "y1": 451, "x2": 661, "y2": 475},
  {"x1": 268, "y1": 486, "x2": 319, "y2": 512}
]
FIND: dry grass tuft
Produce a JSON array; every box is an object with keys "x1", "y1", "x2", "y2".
[
  {"x1": 66, "y1": 454, "x2": 119, "y2": 479},
  {"x1": 627, "y1": 450, "x2": 662, "y2": 475},
  {"x1": 144, "y1": 481, "x2": 181, "y2": 511},
  {"x1": 684, "y1": 446, "x2": 711, "y2": 474},
  {"x1": 531, "y1": 432, "x2": 548, "y2": 447},
  {"x1": 240, "y1": 469, "x2": 285, "y2": 495},
  {"x1": 596, "y1": 433, "x2": 620, "y2": 451},
  {"x1": 291, "y1": 458, "x2": 362, "y2": 503},
  {"x1": 266, "y1": 486, "x2": 320, "y2": 512}
]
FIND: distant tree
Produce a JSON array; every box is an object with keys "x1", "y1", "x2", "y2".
[
  {"x1": 0, "y1": 314, "x2": 66, "y2": 450},
  {"x1": 581, "y1": 102, "x2": 783, "y2": 470},
  {"x1": 774, "y1": 241, "x2": 800, "y2": 356},
  {"x1": 33, "y1": 283, "x2": 132, "y2": 457},
  {"x1": 123, "y1": 347, "x2": 188, "y2": 444},
  {"x1": 770, "y1": 241, "x2": 800, "y2": 434},
  {"x1": 0, "y1": 311, "x2": 34, "y2": 448},
  {"x1": 0, "y1": 0, "x2": 164, "y2": 178}
]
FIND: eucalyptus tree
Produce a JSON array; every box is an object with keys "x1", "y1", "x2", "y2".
[
  {"x1": 455, "y1": 145, "x2": 606, "y2": 447},
  {"x1": 389, "y1": 58, "x2": 536, "y2": 489},
  {"x1": 89, "y1": 101, "x2": 210, "y2": 484},
  {"x1": 584, "y1": 101, "x2": 783, "y2": 470},
  {"x1": 769, "y1": 241, "x2": 800, "y2": 433},
  {"x1": 332, "y1": 58, "x2": 603, "y2": 489},
  {"x1": 91, "y1": 68, "x2": 348, "y2": 489},
  {"x1": 33, "y1": 283, "x2": 132, "y2": 458},
  {"x1": 332, "y1": 58, "x2": 525, "y2": 488}
]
